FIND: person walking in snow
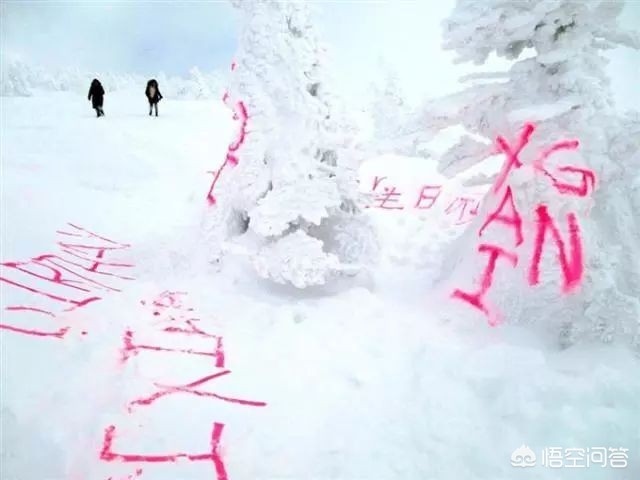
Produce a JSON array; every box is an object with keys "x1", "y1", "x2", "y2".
[
  {"x1": 145, "y1": 79, "x2": 163, "y2": 117},
  {"x1": 87, "y1": 78, "x2": 105, "y2": 117}
]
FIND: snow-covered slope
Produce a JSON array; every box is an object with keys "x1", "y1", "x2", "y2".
[{"x1": 1, "y1": 93, "x2": 639, "y2": 479}]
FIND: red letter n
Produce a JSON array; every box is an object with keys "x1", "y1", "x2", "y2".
[{"x1": 528, "y1": 205, "x2": 583, "y2": 293}]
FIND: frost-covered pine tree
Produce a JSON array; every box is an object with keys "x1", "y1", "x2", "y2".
[
  {"x1": 208, "y1": 0, "x2": 376, "y2": 288},
  {"x1": 187, "y1": 66, "x2": 213, "y2": 99},
  {"x1": 1, "y1": 59, "x2": 32, "y2": 96},
  {"x1": 371, "y1": 65, "x2": 409, "y2": 148},
  {"x1": 432, "y1": 0, "x2": 640, "y2": 347}
]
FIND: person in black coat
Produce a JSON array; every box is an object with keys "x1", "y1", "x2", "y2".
[
  {"x1": 145, "y1": 79, "x2": 163, "y2": 117},
  {"x1": 87, "y1": 78, "x2": 105, "y2": 117}
]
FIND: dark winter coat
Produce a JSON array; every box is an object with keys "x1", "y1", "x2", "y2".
[
  {"x1": 145, "y1": 79, "x2": 163, "y2": 104},
  {"x1": 88, "y1": 79, "x2": 105, "y2": 108}
]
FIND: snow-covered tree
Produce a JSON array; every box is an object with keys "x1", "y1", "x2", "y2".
[
  {"x1": 432, "y1": 0, "x2": 640, "y2": 347},
  {"x1": 370, "y1": 65, "x2": 410, "y2": 149},
  {"x1": 1, "y1": 59, "x2": 33, "y2": 96},
  {"x1": 208, "y1": 0, "x2": 377, "y2": 288},
  {"x1": 182, "y1": 67, "x2": 212, "y2": 99}
]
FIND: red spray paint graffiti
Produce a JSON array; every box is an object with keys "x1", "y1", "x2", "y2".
[
  {"x1": 452, "y1": 244, "x2": 518, "y2": 326},
  {"x1": 99, "y1": 290, "x2": 266, "y2": 479},
  {"x1": 493, "y1": 123, "x2": 535, "y2": 193},
  {"x1": 451, "y1": 123, "x2": 595, "y2": 323},
  {"x1": 528, "y1": 205, "x2": 583, "y2": 294},
  {"x1": 444, "y1": 196, "x2": 482, "y2": 225},
  {"x1": 207, "y1": 62, "x2": 249, "y2": 206},
  {"x1": 127, "y1": 370, "x2": 267, "y2": 412},
  {"x1": 478, "y1": 186, "x2": 523, "y2": 247},
  {"x1": 101, "y1": 423, "x2": 228, "y2": 480},
  {"x1": 120, "y1": 329, "x2": 226, "y2": 366},
  {"x1": 368, "y1": 176, "x2": 483, "y2": 224},
  {"x1": 414, "y1": 185, "x2": 442, "y2": 210},
  {"x1": 0, "y1": 223, "x2": 133, "y2": 339},
  {"x1": 372, "y1": 186, "x2": 405, "y2": 210},
  {"x1": 206, "y1": 100, "x2": 248, "y2": 206}
]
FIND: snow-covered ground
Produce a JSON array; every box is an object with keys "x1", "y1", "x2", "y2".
[{"x1": 1, "y1": 92, "x2": 639, "y2": 479}]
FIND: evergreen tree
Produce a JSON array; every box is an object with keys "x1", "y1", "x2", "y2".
[
  {"x1": 370, "y1": 64, "x2": 412, "y2": 154},
  {"x1": 208, "y1": 0, "x2": 377, "y2": 287},
  {"x1": 434, "y1": 0, "x2": 640, "y2": 347}
]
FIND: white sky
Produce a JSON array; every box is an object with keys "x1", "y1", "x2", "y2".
[{"x1": 1, "y1": 1, "x2": 639, "y2": 108}]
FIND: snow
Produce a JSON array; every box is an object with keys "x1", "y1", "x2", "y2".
[{"x1": 2, "y1": 92, "x2": 640, "y2": 479}]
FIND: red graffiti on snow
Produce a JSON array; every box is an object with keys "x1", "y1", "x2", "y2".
[
  {"x1": 152, "y1": 295, "x2": 223, "y2": 358},
  {"x1": 478, "y1": 186, "x2": 523, "y2": 247},
  {"x1": 162, "y1": 319, "x2": 219, "y2": 338},
  {"x1": 414, "y1": 185, "x2": 442, "y2": 210},
  {"x1": 120, "y1": 330, "x2": 225, "y2": 368},
  {"x1": 100, "y1": 290, "x2": 264, "y2": 479},
  {"x1": 0, "y1": 323, "x2": 70, "y2": 338},
  {"x1": 206, "y1": 100, "x2": 248, "y2": 205},
  {"x1": 493, "y1": 123, "x2": 535, "y2": 193},
  {"x1": 4, "y1": 306, "x2": 55, "y2": 316},
  {"x1": 228, "y1": 101, "x2": 248, "y2": 153},
  {"x1": 0, "y1": 270, "x2": 102, "y2": 307},
  {"x1": 532, "y1": 138, "x2": 597, "y2": 196},
  {"x1": 147, "y1": 290, "x2": 188, "y2": 309},
  {"x1": 128, "y1": 370, "x2": 267, "y2": 412},
  {"x1": 1, "y1": 223, "x2": 133, "y2": 339},
  {"x1": 541, "y1": 165, "x2": 596, "y2": 197},
  {"x1": 529, "y1": 205, "x2": 583, "y2": 294},
  {"x1": 368, "y1": 177, "x2": 402, "y2": 210},
  {"x1": 534, "y1": 139, "x2": 580, "y2": 169},
  {"x1": 451, "y1": 244, "x2": 517, "y2": 325},
  {"x1": 371, "y1": 176, "x2": 387, "y2": 191},
  {"x1": 100, "y1": 423, "x2": 228, "y2": 480},
  {"x1": 372, "y1": 186, "x2": 404, "y2": 210},
  {"x1": 444, "y1": 196, "x2": 482, "y2": 225},
  {"x1": 367, "y1": 176, "x2": 480, "y2": 223},
  {"x1": 207, "y1": 60, "x2": 249, "y2": 205},
  {"x1": 54, "y1": 250, "x2": 134, "y2": 281},
  {"x1": 451, "y1": 123, "x2": 595, "y2": 323},
  {"x1": 65, "y1": 223, "x2": 130, "y2": 246},
  {"x1": 3, "y1": 254, "x2": 122, "y2": 295}
]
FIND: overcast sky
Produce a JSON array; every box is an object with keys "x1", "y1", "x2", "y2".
[{"x1": 1, "y1": 1, "x2": 639, "y2": 107}]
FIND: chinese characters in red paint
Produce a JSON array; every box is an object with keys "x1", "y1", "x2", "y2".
[
  {"x1": 444, "y1": 196, "x2": 482, "y2": 225},
  {"x1": 368, "y1": 175, "x2": 482, "y2": 224},
  {"x1": 414, "y1": 185, "x2": 442, "y2": 210}
]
